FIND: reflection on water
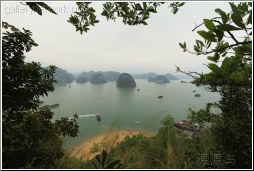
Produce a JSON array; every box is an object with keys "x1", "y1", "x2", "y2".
[{"x1": 41, "y1": 80, "x2": 221, "y2": 148}]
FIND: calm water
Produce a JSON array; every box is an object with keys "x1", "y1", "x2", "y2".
[{"x1": 41, "y1": 79, "x2": 220, "y2": 148}]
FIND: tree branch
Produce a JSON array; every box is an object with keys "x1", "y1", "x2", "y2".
[
  {"x1": 204, "y1": 41, "x2": 252, "y2": 55},
  {"x1": 211, "y1": 19, "x2": 239, "y2": 43},
  {"x1": 192, "y1": 17, "x2": 221, "y2": 31}
]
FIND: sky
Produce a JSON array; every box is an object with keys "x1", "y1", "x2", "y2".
[{"x1": 2, "y1": 1, "x2": 231, "y2": 75}]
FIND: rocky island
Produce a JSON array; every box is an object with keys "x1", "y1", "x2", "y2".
[
  {"x1": 116, "y1": 73, "x2": 136, "y2": 88},
  {"x1": 76, "y1": 76, "x2": 88, "y2": 84},
  {"x1": 90, "y1": 73, "x2": 107, "y2": 84},
  {"x1": 148, "y1": 75, "x2": 170, "y2": 83}
]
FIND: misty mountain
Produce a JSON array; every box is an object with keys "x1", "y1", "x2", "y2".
[
  {"x1": 53, "y1": 68, "x2": 75, "y2": 84},
  {"x1": 133, "y1": 72, "x2": 178, "y2": 80},
  {"x1": 78, "y1": 71, "x2": 121, "y2": 82}
]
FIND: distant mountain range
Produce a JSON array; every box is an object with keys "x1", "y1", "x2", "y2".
[
  {"x1": 51, "y1": 67, "x2": 180, "y2": 84},
  {"x1": 78, "y1": 71, "x2": 121, "y2": 82},
  {"x1": 132, "y1": 72, "x2": 178, "y2": 80},
  {"x1": 53, "y1": 68, "x2": 75, "y2": 84}
]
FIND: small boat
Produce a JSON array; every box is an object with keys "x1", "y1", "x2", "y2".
[
  {"x1": 193, "y1": 90, "x2": 196, "y2": 93},
  {"x1": 158, "y1": 95, "x2": 163, "y2": 99},
  {"x1": 49, "y1": 103, "x2": 60, "y2": 109},
  {"x1": 194, "y1": 94, "x2": 201, "y2": 97},
  {"x1": 95, "y1": 114, "x2": 101, "y2": 122},
  {"x1": 137, "y1": 89, "x2": 140, "y2": 91},
  {"x1": 134, "y1": 120, "x2": 139, "y2": 124}
]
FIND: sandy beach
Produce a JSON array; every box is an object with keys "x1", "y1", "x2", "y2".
[{"x1": 69, "y1": 129, "x2": 155, "y2": 161}]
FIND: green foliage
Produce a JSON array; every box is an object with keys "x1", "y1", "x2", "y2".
[
  {"x1": 26, "y1": 2, "x2": 57, "y2": 15},
  {"x1": 188, "y1": 103, "x2": 218, "y2": 124},
  {"x1": 55, "y1": 114, "x2": 79, "y2": 137},
  {"x1": 178, "y1": 2, "x2": 252, "y2": 168},
  {"x1": 2, "y1": 23, "x2": 79, "y2": 168},
  {"x1": 108, "y1": 115, "x2": 217, "y2": 169},
  {"x1": 169, "y1": 2, "x2": 185, "y2": 14},
  {"x1": 25, "y1": 2, "x2": 184, "y2": 34},
  {"x1": 101, "y1": 2, "x2": 164, "y2": 25},
  {"x1": 91, "y1": 150, "x2": 124, "y2": 169},
  {"x1": 67, "y1": 2, "x2": 99, "y2": 34}
]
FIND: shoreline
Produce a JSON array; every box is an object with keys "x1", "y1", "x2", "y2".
[{"x1": 68, "y1": 129, "x2": 155, "y2": 161}]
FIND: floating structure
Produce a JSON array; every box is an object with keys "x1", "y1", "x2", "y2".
[
  {"x1": 50, "y1": 103, "x2": 60, "y2": 109},
  {"x1": 95, "y1": 114, "x2": 101, "y2": 122},
  {"x1": 158, "y1": 95, "x2": 163, "y2": 99},
  {"x1": 174, "y1": 120, "x2": 201, "y2": 138},
  {"x1": 194, "y1": 94, "x2": 201, "y2": 97}
]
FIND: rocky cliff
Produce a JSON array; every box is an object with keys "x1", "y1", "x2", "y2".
[{"x1": 116, "y1": 73, "x2": 136, "y2": 88}]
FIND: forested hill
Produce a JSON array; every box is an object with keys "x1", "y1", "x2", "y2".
[{"x1": 53, "y1": 68, "x2": 76, "y2": 84}]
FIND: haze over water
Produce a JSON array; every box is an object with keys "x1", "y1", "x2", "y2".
[{"x1": 41, "y1": 79, "x2": 220, "y2": 148}]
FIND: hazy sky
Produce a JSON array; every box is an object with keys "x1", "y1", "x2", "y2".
[{"x1": 2, "y1": 1, "x2": 230, "y2": 74}]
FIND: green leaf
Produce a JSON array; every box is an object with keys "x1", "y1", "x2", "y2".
[
  {"x1": 194, "y1": 45, "x2": 201, "y2": 52},
  {"x1": 26, "y1": 2, "x2": 42, "y2": 15},
  {"x1": 247, "y1": 12, "x2": 252, "y2": 25},
  {"x1": 203, "y1": 19, "x2": 216, "y2": 31},
  {"x1": 101, "y1": 150, "x2": 107, "y2": 167},
  {"x1": 230, "y1": 72, "x2": 244, "y2": 83},
  {"x1": 196, "y1": 40, "x2": 204, "y2": 47},
  {"x1": 95, "y1": 155, "x2": 101, "y2": 164},
  {"x1": 207, "y1": 52, "x2": 220, "y2": 62},
  {"x1": 217, "y1": 24, "x2": 241, "y2": 31},
  {"x1": 231, "y1": 13, "x2": 245, "y2": 28},
  {"x1": 92, "y1": 160, "x2": 98, "y2": 169},
  {"x1": 207, "y1": 63, "x2": 220, "y2": 75},
  {"x1": 221, "y1": 57, "x2": 231, "y2": 77},
  {"x1": 178, "y1": 2, "x2": 185, "y2": 7},
  {"x1": 214, "y1": 29, "x2": 224, "y2": 42},
  {"x1": 215, "y1": 8, "x2": 229, "y2": 23},
  {"x1": 197, "y1": 31, "x2": 217, "y2": 42},
  {"x1": 106, "y1": 160, "x2": 121, "y2": 169},
  {"x1": 36, "y1": 2, "x2": 57, "y2": 15},
  {"x1": 229, "y1": 3, "x2": 239, "y2": 14}
]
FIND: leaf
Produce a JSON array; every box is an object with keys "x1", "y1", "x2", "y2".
[
  {"x1": 106, "y1": 160, "x2": 121, "y2": 169},
  {"x1": 229, "y1": 3, "x2": 239, "y2": 14},
  {"x1": 101, "y1": 150, "x2": 107, "y2": 168},
  {"x1": 203, "y1": 19, "x2": 216, "y2": 31},
  {"x1": 26, "y1": 2, "x2": 42, "y2": 15},
  {"x1": 230, "y1": 72, "x2": 244, "y2": 83},
  {"x1": 221, "y1": 57, "x2": 231, "y2": 77},
  {"x1": 215, "y1": 8, "x2": 229, "y2": 23},
  {"x1": 36, "y1": 2, "x2": 57, "y2": 15},
  {"x1": 197, "y1": 31, "x2": 217, "y2": 42},
  {"x1": 217, "y1": 24, "x2": 241, "y2": 31},
  {"x1": 231, "y1": 13, "x2": 245, "y2": 28},
  {"x1": 207, "y1": 52, "x2": 220, "y2": 62},
  {"x1": 178, "y1": 2, "x2": 185, "y2": 7},
  {"x1": 92, "y1": 160, "x2": 98, "y2": 169},
  {"x1": 214, "y1": 29, "x2": 224, "y2": 42},
  {"x1": 194, "y1": 45, "x2": 201, "y2": 52},
  {"x1": 196, "y1": 40, "x2": 204, "y2": 47},
  {"x1": 247, "y1": 12, "x2": 252, "y2": 25},
  {"x1": 95, "y1": 155, "x2": 101, "y2": 164},
  {"x1": 207, "y1": 63, "x2": 220, "y2": 75}
]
